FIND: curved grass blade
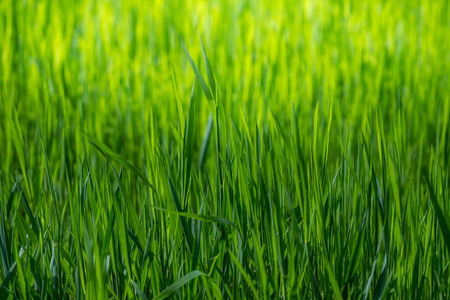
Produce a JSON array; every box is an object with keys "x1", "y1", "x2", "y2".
[
  {"x1": 10, "y1": 177, "x2": 39, "y2": 237},
  {"x1": 127, "y1": 228, "x2": 144, "y2": 254},
  {"x1": 151, "y1": 270, "x2": 205, "y2": 300},
  {"x1": 323, "y1": 256, "x2": 343, "y2": 300},
  {"x1": 373, "y1": 236, "x2": 389, "y2": 300},
  {"x1": 199, "y1": 32, "x2": 216, "y2": 98},
  {"x1": 183, "y1": 78, "x2": 196, "y2": 204},
  {"x1": 151, "y1": 206, "x2": 236, "y2": 228},
  {"x1": 86, "y1": 133, "x2": 156, "y2": 193},
  {"x1": 168, "y1": 176, "x2": 194, "y2": 253},
  {"x1": 132, "y1": 280, "x2": 149, "y2": 300},
  {"x1": 426, "y1": 175, "x2": 450, "y2": 252},
  {"x1": 178, "y1": 36, "x2": 213, "y2": 101},
  {"x1": 228, "y1": 251, "x2": 259, "y2": 299},
  {"x1": 88, "y1": 140, "x2": 146, "y2": 248},
  {"x1": 0, "y1": 262, "x2": 17, "y2": 299}
]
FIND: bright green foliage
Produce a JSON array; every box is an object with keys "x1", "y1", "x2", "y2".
[{"x1": 1, "y1": 0, "x2": 450, "y2": 299}]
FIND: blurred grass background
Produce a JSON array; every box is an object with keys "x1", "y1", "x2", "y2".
[{"x1": 1, "y1": 0, "x2": 449, "y2": 171}]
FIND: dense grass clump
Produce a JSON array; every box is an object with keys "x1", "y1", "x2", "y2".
[{"x1": 1, "y1": 0, "x2": 450, "y2": 298}]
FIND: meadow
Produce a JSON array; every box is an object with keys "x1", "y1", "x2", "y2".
[{"x1": 1, "y1": 0, "x2": 450, "y2": 298}]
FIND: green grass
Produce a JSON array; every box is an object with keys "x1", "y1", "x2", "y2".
[{"x1": 1, "y1": 0, "x2": 450, "y2": 298}]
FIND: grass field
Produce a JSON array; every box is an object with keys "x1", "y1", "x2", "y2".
[{"x1": 1, "y1": 0, "x2": 450, "y2": 298}]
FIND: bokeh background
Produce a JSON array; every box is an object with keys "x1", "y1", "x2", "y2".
[{"x1": 1, "y1": 0, "x2": 449, "y2": 173}]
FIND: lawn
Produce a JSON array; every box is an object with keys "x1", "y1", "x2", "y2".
[{"x1": 0, "y1": 0, "x2": 449, "y2": 298}]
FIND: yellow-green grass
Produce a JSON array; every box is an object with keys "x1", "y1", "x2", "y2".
[{"x1": 0, "y1": 0, "x2": 449, "y2": 298}]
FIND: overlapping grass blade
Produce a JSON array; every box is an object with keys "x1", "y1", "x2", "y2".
[
  {"x1": 178, "y1": 36, "x2": 213, "y2": 101},
  {"x1": 151, "y1": 270, "x2": 205, "y2": 300}
]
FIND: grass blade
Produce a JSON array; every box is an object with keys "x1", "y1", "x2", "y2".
[
  {"x1": 151, "y1": 271, "x2": 204, "y2": 300},
  {"x1": 199, "y1": 32, "x2": 216, "y2": 98},
  {"x1": 178, "y1": 36, "x2": 213, "y2": 101}
]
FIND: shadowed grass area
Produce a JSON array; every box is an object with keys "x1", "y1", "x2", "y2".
[{"x1": 1, "y1": 0, "x2": 449, "y2": 298}]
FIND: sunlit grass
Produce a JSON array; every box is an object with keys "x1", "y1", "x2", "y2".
[{"x1": 1, "y1": 0, "x2": 449, "y2": 298}]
